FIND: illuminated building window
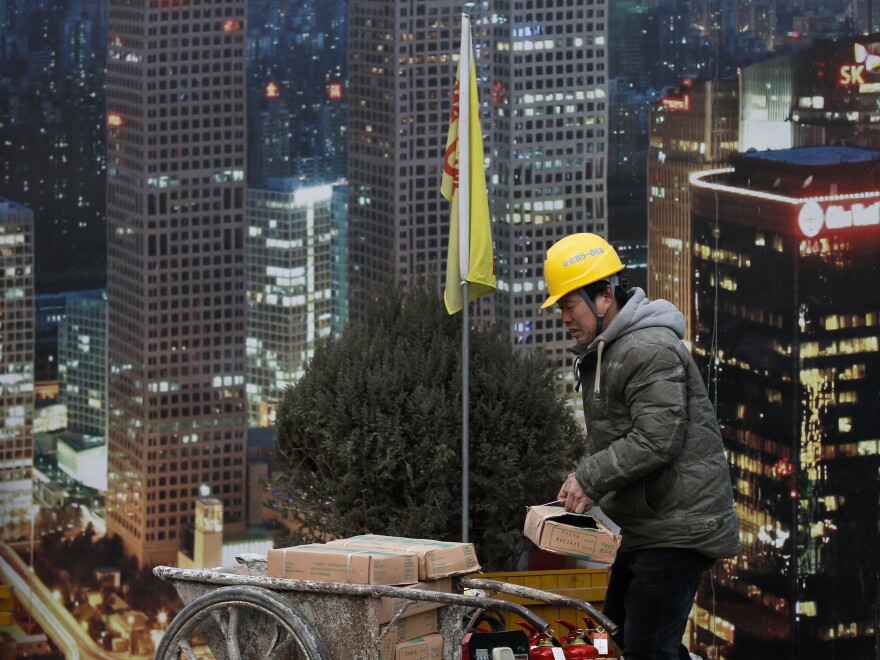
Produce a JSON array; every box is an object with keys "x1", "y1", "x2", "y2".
[
  {"x1": 796, "y1": 601, "x2": 818, "y2": 616},
  {"x1": 838, "y1": 417, "x2": 853, "y2": 432}
]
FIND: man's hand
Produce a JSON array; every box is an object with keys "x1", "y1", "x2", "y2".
[{"x1": 557, "y1": 472, "x2": 596, "y2": 514}]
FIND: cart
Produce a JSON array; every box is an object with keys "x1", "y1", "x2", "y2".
[{"x1": 153, "y1": 553, "x2": 618, "y2": 659}]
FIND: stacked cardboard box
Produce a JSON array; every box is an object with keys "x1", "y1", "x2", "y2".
[
  {"x1": 327, "y1": 535, "x2": 480, "y2": 580},
  {"x1": 267, "y1": 543, "x2": 419, "y2": 585},
  {"x1": 378, "y1": 609, "x2": 442, "y2": 659},
  {"x1": 267, "y1": 535, "x2": 480, "y2": 659}
]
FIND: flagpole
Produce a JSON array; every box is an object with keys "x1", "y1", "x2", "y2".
[
  {"x1": 458, "y1": 13, "x2": 472, "y2": 544},
  {"x1": 461, "y1": 280, "x2": 469, "y2": 543},
  {"x1": 442, "y1": 12, "x2": 494, "y2": 543}
]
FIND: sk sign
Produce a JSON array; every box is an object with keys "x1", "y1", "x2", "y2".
[{"x1": 840, "y1": 43, "x2": 880, "y2": 85}]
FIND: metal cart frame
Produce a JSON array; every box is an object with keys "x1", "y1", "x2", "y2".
[{"x1": 153, "y1": 553, "x2": 617, "y2": 660}]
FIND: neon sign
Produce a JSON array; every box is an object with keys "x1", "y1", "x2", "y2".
[
  {"x1": 798, "y1": 199, "x2": 880, "y2": 237},
  {"x1": 107, "y1": 112, "x2": 124, "y2": 127},
  {"x1": 265, "y1": 82, "x2": 279, "y2": 99},
  {"x1": 327, "y1": 83, "x2": 343, "y2": 101},
  {"x1": 839, "y1": 43, "x2": 880, "y2": 86},
  {"x1": 661, "y1": 94, "x2": 691, "y2": 112},
  {"x1": 222, "y1": 19, "x2": 242, "y2": 33}
]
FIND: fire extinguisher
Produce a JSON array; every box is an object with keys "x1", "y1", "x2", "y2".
[
  {"x1": 554, "y1": 620, "x2": 600, "y2": 660},
  {"x1": 516, "y1": 621, "x2": 559, "y2": 660},
  {"x1": 581, "y1": 616, "x2": 614, "y2": 658}
]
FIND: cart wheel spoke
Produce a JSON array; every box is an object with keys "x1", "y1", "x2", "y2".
[
  {"x1": 263, "y1": 623, "x2": 281, "y2": 657},
  {"x1": 176, "y1": 639, "x2": 199, "y2": 660},
  {"x1": 271, "y1": 631, "x2": 305, "y2": 657},
  {"x1": 226, "y1": 606, "x2": 242, "y2": 660}
]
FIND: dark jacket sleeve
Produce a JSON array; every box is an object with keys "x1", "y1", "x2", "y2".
[{"x1": 576, "y1": 343, "x2": 688, "y2": 500}]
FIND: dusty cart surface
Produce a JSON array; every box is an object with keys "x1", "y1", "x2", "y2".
[{"x1": 153, "y1": 553, "x2": 617, "y2": 659}]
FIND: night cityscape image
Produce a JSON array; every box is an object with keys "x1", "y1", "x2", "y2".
[{"x1": 1, "y1": 0, "x2": 879, "y2": 658}]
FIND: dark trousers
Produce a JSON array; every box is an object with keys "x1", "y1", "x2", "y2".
[{"x1": 603, "y1": 548, "x2": 714, "y2": 660}]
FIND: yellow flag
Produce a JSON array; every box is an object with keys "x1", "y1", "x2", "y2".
[{"x1": 442, "y1": 16, "x2": 495, "y2": 315}]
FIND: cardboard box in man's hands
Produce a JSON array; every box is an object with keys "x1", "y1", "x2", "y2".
[{"x1": 523, "y1": 504, "x2": 621, "y2": 564}]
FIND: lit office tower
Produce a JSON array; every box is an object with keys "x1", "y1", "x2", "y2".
[
  {"x1": 647, "y1": 79, "x2": 738, "y2": 343},
  {"x1": 105, "y1": 0, "x2": 248, "y2": 567},
  {"x1": 0, "y1": 199, "x2": 34, "y2": 539},
  {"x1": 490, "y1": 0, "x2": 608, "y2": 400},
  {"x1": 347, "y1": 0, "x2": 462, "y2": 323},
  {"x1": 740, "y1": 34, "x2": 880, "y2": 152},
  {"x1": 58, "y1": 290, "x2": 107, "y2": 437},
  {"x1": 689, "y1": 147, "x2": 880, "y2": 659},
  {"x1": 246, "y1": 181, "x2": 333, "y2": 428}
]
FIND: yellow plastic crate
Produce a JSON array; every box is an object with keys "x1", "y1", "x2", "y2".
[{"x1": 476, "y1": 568, "x2": 610, "y2": 636}]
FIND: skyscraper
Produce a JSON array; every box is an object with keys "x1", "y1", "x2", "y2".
[
  {"x1": 489, "y1": 0, "x2": 609, "y2": 403},
  {"x1": 346, "y1": 0, "x2": 462, "y2": 322},
  {"x1": 245, "y1": 181, "x2": 333, "y2": 427},
  {"x1": 647, "y1": 78, "x2": 738, "y2": 343},
  {"x1": 740, "y1": 34, "x2": 880, "y2": 152},
  {"x1": 690, "y1": 147, "x2": 880, "y2": 659},
  {"x1": 58, "y1": 289, "x2": 107, "y2": 437},
  {"x1": 0, "y1": 198, "x2": 34, "y2": 539},
  {"x1": 105, "y1": 0, "x2": 248, "y2": 567}
]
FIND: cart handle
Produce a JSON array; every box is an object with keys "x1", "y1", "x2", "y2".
[
  {"x1": 459, "y1": 577, "x2": 619, "y2": 636},
  {"x1": 153, "y1": 566, "x2": 552, "y2": 635}
]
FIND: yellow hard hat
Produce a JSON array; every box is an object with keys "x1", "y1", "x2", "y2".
[{"x1": 540, "y1": 233, "x2": 624, "y2": 309}]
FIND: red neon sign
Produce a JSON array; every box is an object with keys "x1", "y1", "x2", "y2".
[
  {"x1": 265, "y1": 82, "x2": 280, "y2": 99},
  {"x1": 492, "y1": 81, "x2": 506, "y2": 103},
  {"x1": 772, "y1": 457, "x2": 793, "y2": 479},
  {"x1": 222, "y1": 19, "x2": 242, "y2": 33},
  {"x1": 661, "y1": 94, "x2": 691, "y2": 112},
  {"x1": 327, "y1": 83, "x2": 343, "y2": 101},
  {"x1": 107, "y1": 112, "x2": 124, "y2": 127}
]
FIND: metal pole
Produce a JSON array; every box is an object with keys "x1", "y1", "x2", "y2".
[{"x1": 461, "y1": 281, "x2": 469, "y2": 543}]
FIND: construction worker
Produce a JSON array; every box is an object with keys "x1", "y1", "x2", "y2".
[{"x1": 542, "y1": 233, "x2": 740, "y2": 660}]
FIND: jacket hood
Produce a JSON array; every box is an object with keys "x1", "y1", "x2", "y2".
[
  {"x1": 569, "y1": 288, "x2": 686, "y2": 395},
  {"x1": 586, "y1": 287, "x2": 685, "y2": 351}
]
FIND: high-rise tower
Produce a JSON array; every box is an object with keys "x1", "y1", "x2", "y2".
[
  {"x1": 690, "y1": 147, "x2": 880, "y2": 659},
  {"x1": 245, "y1": 181, "x2": 334, "y2": 427},
  {"x1": 346, "y1": 0, "x2": 463, "y2": 322},
  {"x1": 0, "y1": 198, "x2": 34, "y2": 539},
  {"x1": 59, "y1": 289, "x2": 108, "y2": 437},
  {"x1": 647, "y1": 79, "x2": 739, "y2": 343},
  {"x1": 105, "y1": 0, "x2": 248, "y2": 567},
  {"x1": 489, "y1": 0, "x2": 608, "y2": 405}
]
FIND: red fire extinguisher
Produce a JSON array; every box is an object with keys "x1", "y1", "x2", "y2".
[
  {"x1": 555, "y1": 620, "x2": 600, "y2": 660},
  {"x1": 581, "y1": 616, "x2": 614, "y2": 658},
  {"x1": 516, "y1": 621, "x2": 560, "y2": 660}
]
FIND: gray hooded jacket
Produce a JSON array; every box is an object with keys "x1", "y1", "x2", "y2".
[{"x1": 573, "y1": 288, "x2": 740, "y2": 558}]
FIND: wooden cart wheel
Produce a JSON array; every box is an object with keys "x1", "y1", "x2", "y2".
[{"x1": 155, "y1": 585, "x2": 331, "y2": 660}]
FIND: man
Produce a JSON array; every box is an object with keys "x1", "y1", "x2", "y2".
[{"x1": 542, "y1": 233, "x2": 740, "y2": 660}]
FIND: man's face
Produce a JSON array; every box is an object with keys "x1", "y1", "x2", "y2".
[{"x1": 556, "y1": 290, "x2": 598, "y2": 346}]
